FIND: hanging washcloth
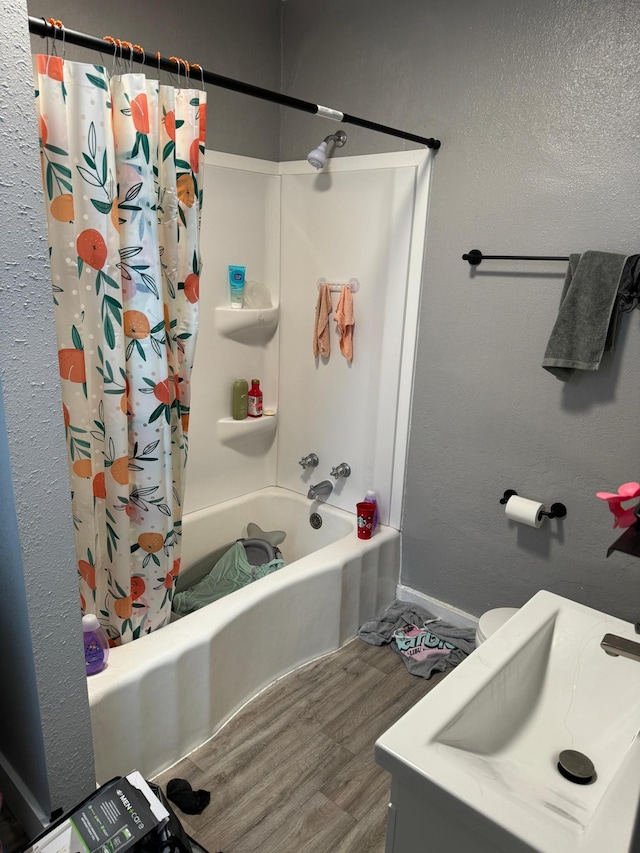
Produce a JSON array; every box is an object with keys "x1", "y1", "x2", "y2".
[
  {"x1": 542, "y1": 250, "x2": 629, "y2": 381},
  {"x1": 334, "y1": 284, "x2": 354, "y2": 362},
  {"x1": 313, "y1": 283, "x2": 332, "y2": 358}
]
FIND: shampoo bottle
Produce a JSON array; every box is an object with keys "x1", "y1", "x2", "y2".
[
  {"x1": 228, "y1": 265, "x2": 246, "y2": 309},
  {"x1": 82, "y1": 614, "x2": 110, "y2": 675},
  {"x1": 248, "y1": 379, "x2": 263, "y2": 418},
  {"x1": 364, "y1": 490, "x2": 379, "y2": 530},
  {"x1": 232, "y1": 379, "x2": 248, "y2": 420}
]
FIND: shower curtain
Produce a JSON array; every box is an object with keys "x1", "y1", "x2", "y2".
[{"x1": 35, "y1": 55, "x2": 207, "y2": 643}]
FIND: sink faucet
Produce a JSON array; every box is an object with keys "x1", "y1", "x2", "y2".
[
  {"x1": 601, "y1": 633, "x2": 640, "y2": 662},
  {"x1": 307, "y1": 480, "x2": 333, "y2": 500}
]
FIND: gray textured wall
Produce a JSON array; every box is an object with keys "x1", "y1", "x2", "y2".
[
  {"x1": 281, "y1": 0, "x2": 640, "y2": 621},
  {"x1": 0, "y1": 0, "x2": 96, "y2": 821},
  {"x1": 27, "y1": 0, "x2": 282, "y2": 159},
  {"x1": 0, "y1": 374, "x2": 51, "y2": 830}
]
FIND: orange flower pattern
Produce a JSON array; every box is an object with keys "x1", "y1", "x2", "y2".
[{"x1": 35, "y1": 58, "x2": 207, "y2": 644}]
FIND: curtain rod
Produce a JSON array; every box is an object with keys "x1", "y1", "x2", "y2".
[
  {"x1": 29, "y1": 16, "x2": 441, "y2": 151},
  {"x1": 462, "y1": 250, "x2": 570, "y2": 266}
]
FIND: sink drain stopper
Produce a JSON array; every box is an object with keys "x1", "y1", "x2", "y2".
[{"x1": 557, "y1": 750, "x2": 596, "y2": 785}]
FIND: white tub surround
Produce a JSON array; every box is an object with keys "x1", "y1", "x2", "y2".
[
  {"x1": 185, "y1": 153, "x2": 281, "y2": 514},
  {"x1": 87, "y1": 487, "x2": 399, "y2": 783},
  {"x1": 278, "y1": 151, "x2": 432, "y2": 529},
  {"x1": 187, "y1": 150, "x2": 432, "y2": 529}
]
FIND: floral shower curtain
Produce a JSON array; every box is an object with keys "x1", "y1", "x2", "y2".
[{"x1": 35, "y1": 55, "x2": 207, "y2": 643}]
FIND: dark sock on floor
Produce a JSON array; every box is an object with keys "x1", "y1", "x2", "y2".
[{"x1": 166, "y1": 778, "x2": 211, "y2": 815}]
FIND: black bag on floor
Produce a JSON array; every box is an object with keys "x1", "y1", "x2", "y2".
[
  {"x1": 135, "y1": 783, "x2": 210, "y2": 853},
  {"x1": 23, "y1": 776, "x2": 214, "y2": 853}
]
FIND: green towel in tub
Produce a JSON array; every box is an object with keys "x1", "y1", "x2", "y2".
[{"x1": 172, "y1": 541, "x2": 285, "y2": 615}]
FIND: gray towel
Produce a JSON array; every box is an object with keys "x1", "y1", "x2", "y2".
[{"x1": 542, "y1": 250, "x2": 628, "y2": 381}]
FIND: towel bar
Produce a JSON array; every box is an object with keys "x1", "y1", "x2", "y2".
[
  {"x1": 463, "y1": 249, "x2": 570, "y2": 266},
  {"x1": 316, "y1": 277, "x2": 360, "y2": 293}
]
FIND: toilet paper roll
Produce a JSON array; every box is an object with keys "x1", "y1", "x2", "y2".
[{"x1": 505, "y1": 495, "x2": 544, "y2": 528}]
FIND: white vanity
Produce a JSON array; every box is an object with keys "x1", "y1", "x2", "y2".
[{"x1": 376, "y1": 590, "x2": 640, "y2": 852}]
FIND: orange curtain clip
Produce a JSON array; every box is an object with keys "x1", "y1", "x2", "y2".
[
  {"x1": 46, "y1": 18, "x2": 65, "y2": 55},
  {"x1": 169, "y1": 56, "x2": 193, "y2": 79},
  {"x1": 192, "y1": 63, "x2": 205, "y2": 89}
]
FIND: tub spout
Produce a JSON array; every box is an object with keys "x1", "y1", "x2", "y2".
[{"x1": 308, "y1": 480, "x2": 333, "y2": 500}]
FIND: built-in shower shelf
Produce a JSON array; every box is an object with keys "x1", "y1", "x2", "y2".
[
  {"x1": 217, "y1": 413, "x2": 278, "y2": 447},
  {"x1": 216, "y1": 306, "x2": 279, "y2": 338}
]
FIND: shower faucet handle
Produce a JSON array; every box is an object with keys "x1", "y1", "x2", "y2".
[
  {"x1": 330, "y1": 463, "x2": 351, "y2": 479},
  {"x1": 299, "y1": 453, "x2": 319, "y2": 469}
]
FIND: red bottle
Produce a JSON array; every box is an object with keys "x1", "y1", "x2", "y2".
[{"x1": 247, "y1": 379, "x2": 263, "y2": 418}]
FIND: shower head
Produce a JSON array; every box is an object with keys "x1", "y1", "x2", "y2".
[{"x1": 307, "y1": 129, "x2": 348, "y2": 170}]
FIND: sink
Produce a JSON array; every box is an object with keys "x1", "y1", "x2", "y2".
[{"x1": 376, "y1": 590, "x2": 640, "y2": 853}]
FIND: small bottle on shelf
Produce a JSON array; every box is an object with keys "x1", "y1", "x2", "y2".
[
  {"x1": 232, "y1": 379, "x2": 248, "y2": 420},
  {"x1": 247, "y1": 379, "x2": 263, "y2": 418}
]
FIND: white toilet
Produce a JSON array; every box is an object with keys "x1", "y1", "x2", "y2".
[{"x1": 475, "y1": 607, "x2": 519, "y2": 645}]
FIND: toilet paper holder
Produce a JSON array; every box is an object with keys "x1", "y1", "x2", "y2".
[{"x1": 499, "y1": 490, "x2": 567, "y2": 520}]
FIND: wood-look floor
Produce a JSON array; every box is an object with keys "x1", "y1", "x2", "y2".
[{"x1": 153, "y1": 637, "x2": 449, "y2": 853}]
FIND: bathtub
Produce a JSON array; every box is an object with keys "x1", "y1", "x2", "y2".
[{"x1": 87, "y1": 486, "x2": 400, "y2": 783}]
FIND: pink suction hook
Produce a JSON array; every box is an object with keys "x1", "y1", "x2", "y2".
[{"x1": 596, "y1": 482, "x2": 640, "y2": 528}]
